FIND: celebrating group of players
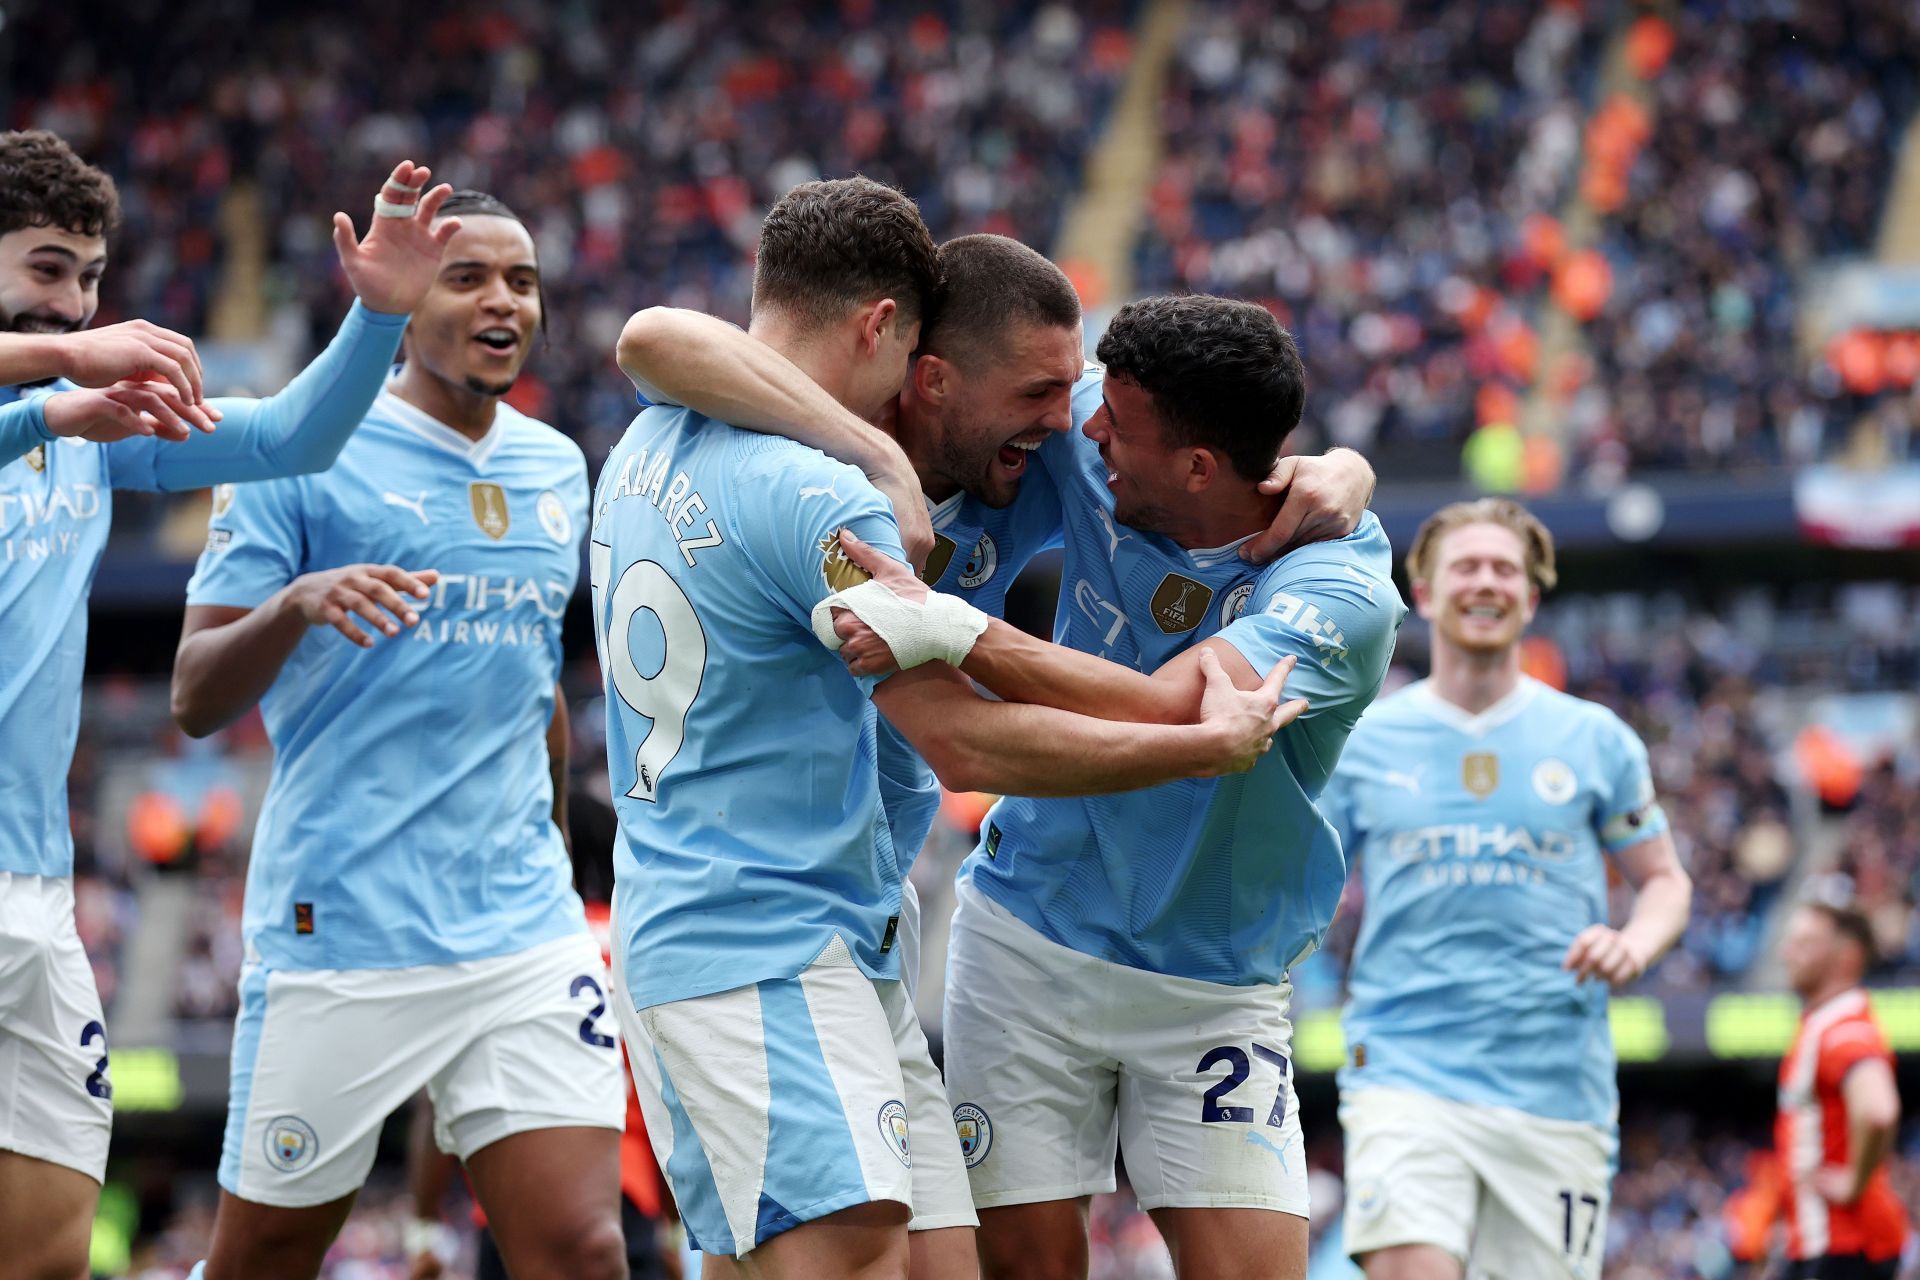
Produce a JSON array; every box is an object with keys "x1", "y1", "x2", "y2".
[{"x1": 8, "y1": 123, "x2": 1877, "y2": 1280}]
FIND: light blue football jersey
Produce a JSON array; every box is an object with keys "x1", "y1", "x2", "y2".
[
  {"x1": 1325, "y1": 677, "x2": 1670, "y2": 1129},
  {"x1": 0, "y1": 301, "x2": 406, "y2": 879},
  {"x1": 186, "y1": 387, "x2": 588, "y2": 971},
  {"x1": 960, "y1": 373, "x2": 1406, "y2": 986},
  {"x1": 592, "y1": 405, "x2": 913, "y2": 1011}
]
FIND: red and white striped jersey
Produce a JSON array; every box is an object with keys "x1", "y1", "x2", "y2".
[{"x1": 1775, "y1": 988, "x2": 1908, "y2": 1261}]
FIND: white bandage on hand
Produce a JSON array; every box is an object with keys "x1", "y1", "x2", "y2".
[
  {"x1": 811, "y1": 579, "x2": 990, "y2": 671},
  {"x1": 373, "y1": 178, "x2": 427, "y2": 219}
]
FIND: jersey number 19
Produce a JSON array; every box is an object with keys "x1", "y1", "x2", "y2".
[{"x1": 590, "y1": 542, "x2": 707, "y2": 803}]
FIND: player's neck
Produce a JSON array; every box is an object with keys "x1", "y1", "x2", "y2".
[
  {"x1": 1427, "y1": 643, "x2": 1524, "y2": 716},
  {"x1": 747, "y1": 315, "x2": 860, "y2": 418},
  {"x1": 1164, "y1": 486, "x2": 1274, "y2": 551},
  {"x1": 390, "y1": 365, "x2": 498, "y2": 440},
  {"x1": 1801, "y1": 974, "x2": 1860, "y2": 1013}
]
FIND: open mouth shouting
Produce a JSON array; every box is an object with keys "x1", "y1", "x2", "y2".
[
  {"x1": 995, "y1": 432, "x2": 1046, "y2": 478},
  {"x1": 472, "y1": 326, "x2": 521, "y2": 359}
]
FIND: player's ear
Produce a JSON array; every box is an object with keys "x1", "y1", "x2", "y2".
[
  {"x1": 913, "y1": 352, "x2": 951, "y2": 405},
  {"x1": 1183, "y1": 447, "x2": 1219, "y2": 494},
  {"x1": 1410, "y1": 576, "x2": 1436, "y2": 619},
  {"x1": 858, "y1": 298, "x2": 898, "y2": 357}
]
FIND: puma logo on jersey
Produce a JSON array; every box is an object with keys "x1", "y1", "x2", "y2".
[
  {"x1": 1382, "y1": 768, "x2": 1424, "y2": 794},
  {"x1": 383, "y1": 491, "x2": 430, "y2": 524},
  {"x1": 799, "y1": 480, "x2": 841, "y2": 501}
]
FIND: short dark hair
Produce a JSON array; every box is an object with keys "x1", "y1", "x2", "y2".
[
  {"x1": 920, "y1": 234, "x2": 1081, "y2": 369},
  {"x1": 1095, "y1": 294, "x2": 1305, "y2": 482},
  {"x1": 752, "y1": 177, "x2": 942, "y2": 328},
  {"x1": 1806, "y1": 900, "x2": 1877, "y2": 965},
  {"x1": 0, "y1": 130, "x2": 120, "y2": 240}
]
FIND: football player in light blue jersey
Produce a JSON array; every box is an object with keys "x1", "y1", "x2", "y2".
[
  {"x1": 813, "y1": 296, "x2": 1404, "y2": 1280},
  {"x1": 0, "y1": 131, "x2": 462, "y2": 1280},
  {"x1": 170, "y1": 192, "x2": 626, "y2": 1280},
  {"x1": 1324, "y1": 499, "x2": 1692, "y2": 1280},
  {"x1": 597, "y1": 180, "x2": 1300, "y2": 1280}
]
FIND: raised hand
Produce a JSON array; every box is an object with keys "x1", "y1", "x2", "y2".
[
  {"x1": 1196, "y1": 651, "x2": 1307, "y2": 775},
  {"x1": 286, "y1": 564, "x2": 440, "y2": 648},
  {"x1": 1241, "y1": 447, "x2": 1376, "y2": 564},
  {"x1": 332, "y1": 161, "x2": 462, "y2": 315},
  {"x1": 48, "y1": 321, "x2": 206, "y2": 403},
  {"x1": 41, "y1": 378, "x2": 223, "y2": 444}
]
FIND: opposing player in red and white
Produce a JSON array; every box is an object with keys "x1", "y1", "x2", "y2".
[{"x1": 1775, "y1": 896, "x2": 1908, "y2": 1280}]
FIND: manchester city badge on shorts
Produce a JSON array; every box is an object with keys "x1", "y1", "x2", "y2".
[
  {"x1": 877, "y1": 1099, "x2": 912, "y2": 1166},
  {"x1": 953, "y1": 1102, "x2": 992, "y2": 1168},
  {"x1": 1352, "y1": 1179, "x2": 1384, "y2": 1219},
  {"x1": 264, "y1": 1115, "x2": 319, "y2": 1172}
]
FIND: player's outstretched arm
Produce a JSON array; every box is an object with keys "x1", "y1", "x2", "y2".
[
  {"x1": 1241, "y1": 447, "x2": 1377, "y2": 563},
  {"x1": 1562, "y1": 832, "x2": 1691, "y2": 987},
  {"x1": 0, "y1": 321, "x2": 207, "y2": 402},
  {"x1": 109, "y1": 162, "x2": 461, "y2": 493},
  {"x1": 171, "y1": 565, "x2": 438, "y2": 737},
  {"x1": 873, "y1": 650, "x2": 1303, "y2": 797},
  {"x1": 617, "y1": 307, "x2": 932, "y2": 568}
]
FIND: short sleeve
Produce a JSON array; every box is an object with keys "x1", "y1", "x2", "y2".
[
  {"x1": 184, "y1": 477, "x2": 307, "y2": 609},
  {"x1": 730, "y1": 447, "x2": 909, "y2": 681},
  {"x1": 1817, "y1": 1018, "x2": 1892, "y2": 1093},
  {"x1": 1218, "y1": 568, "x2": 1402, "y2": 732},
  {"x1": 1593, "y1": 711, "x2": 1670, "y2": 854}
]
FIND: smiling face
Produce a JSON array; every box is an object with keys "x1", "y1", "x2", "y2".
[
  {"x1": 0, "y1": 224, "x2": 107, "y2": 336},
  {"x1": 926, "y1": 319, "x2": 1081, "y2": 508},
  {"x1": 1414, "y1": 521, "x2": 1538, "y2": 656},
  {"x1": 402, "y1": 215, "x2": 541, "y2": 397},
  {"x1": 1078, "y1": 373, "x2": 1198, "y2": 535}
]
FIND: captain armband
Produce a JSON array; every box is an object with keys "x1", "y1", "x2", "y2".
[{"x1": 1600, "y1": 801, "x2": 1667, "y2": 849}]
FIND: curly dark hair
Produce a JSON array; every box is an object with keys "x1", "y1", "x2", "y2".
[
  {"x1": 752, "y1": 176, "x2": 942, "y2": 328},
  {"x1": 1095, "y1": 294, "x2": 1305, "y2": 481},
  {"x1": 921, "y1": 234, "x2": 1081, "y2": 370},
  {"x1": 0, "y1": 130, "x2": 120, "y2": 239}
]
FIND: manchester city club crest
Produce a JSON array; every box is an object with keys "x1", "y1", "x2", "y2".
[
  {"x1": 1532, "y1": 757, "x2": 1578, "y2": 805},
  {"x1": 920, "y1": 532, "x2": 958, "y2": 585},
  {"x1": 1462, "y1": 752, "x2": 1500, "y2": 799},
  {"x1": 1150, "y1": 572, "x2": 1214, "y2": 635},
  {"x1": 469, "y1": 482, "x2": 510, "y2": 540},
  {"x1": 536, "y1": 490, "x2": 572, "y2": 543},
  {"x1": 953, "y1": 1102, "x2": 993, "y2": 1168},
  {"x1": 877, "y1": 1099, "x2": 912, "y2": 1166},
  {"x1": 23, "y1": 444, "x2": 45, "y2": 473},
  {"x1": 957, "y1": 534, "x2": 998, "y2": 589},
  {"x1": 264, "y1": 1115, "x2": 319, "y2": 1172},
  {"x1": 1220, "y1": 581, "x2": 1256, "y2": 627}
]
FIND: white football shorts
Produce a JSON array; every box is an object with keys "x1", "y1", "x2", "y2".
[
  {"x1": 1341, "y1": 1084, "x2": 1614, "y2": 1280},
  {"x1": 941, "y1": 881, "x2": 1308, "y2": 1214},
  {"x1": 220, "y1": 929, "x2": 625, "y2": 1207},
  {"x1": 611, "y1": 931, "x2": 975, "y2": 1258},
  {"x1": 0, "y1": 873, "x2": 113, "y2": 1181}
]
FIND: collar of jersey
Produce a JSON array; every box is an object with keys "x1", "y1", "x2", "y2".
[
  {"x1": 925, "y1": 489, "x2": 967, "y2": 529},
  {"x1": 377, "y1": 386, "x2": 505, "y2": 469},
  {"x1": 1183, "y1": 531, "x2": 1258, "y2": 570},
  {"x1": 1410, "y1": 675, "x2": 1540, "y2": 737}
]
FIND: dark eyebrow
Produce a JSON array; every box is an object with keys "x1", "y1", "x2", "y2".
[
  {"x1": 1101, "y1": 394, "x2": 1121, "y2": 431},
  {"x1": 442, "y1": 260, "x2": 540, "y2": 274},
  {"x1": 1017, "y1": 374, "x2": 1071, "y2": 393},
  {"x1": 25, "y1": 243, "x2": 102, "y2": 268}
]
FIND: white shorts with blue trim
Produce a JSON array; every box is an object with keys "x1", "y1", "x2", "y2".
[
  {"x1": 1341, "y1": 1085, "x2": 1614, "y2": 1280},
  {"x1": 941, "y1": 880, "x2": 1308, "y2": 1214},
  {"x1": 0, "y1": 873, "x2": 113, "y2": 1181},
  {"x1": 611, "y1": 932, "x2": 975, "y2": 1258},
  {"x1": 220, "y1": 930, "x2": 624, "y2": 1207}
]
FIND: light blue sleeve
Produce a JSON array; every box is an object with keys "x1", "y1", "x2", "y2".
[
  {"x1": 104, "y1": 300, "x2": 408, "y2": 492},
  {"x1": 1593, "y1": 710, "x2": 1670, "y2": 854},
  {"x1": 0, "y1": 393, "x2": 53, "y2": 467},
  {"x1": 1216, "y1": 521, "x2": 1405, "y2": 785},
  {"x1": 184, "y1": 477, "x2": 308, "y2": 610}
]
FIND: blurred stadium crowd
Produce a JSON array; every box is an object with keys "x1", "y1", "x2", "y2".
[{"x1": 10, "y1": 0, "x2": 1920, "y2": 1275}]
